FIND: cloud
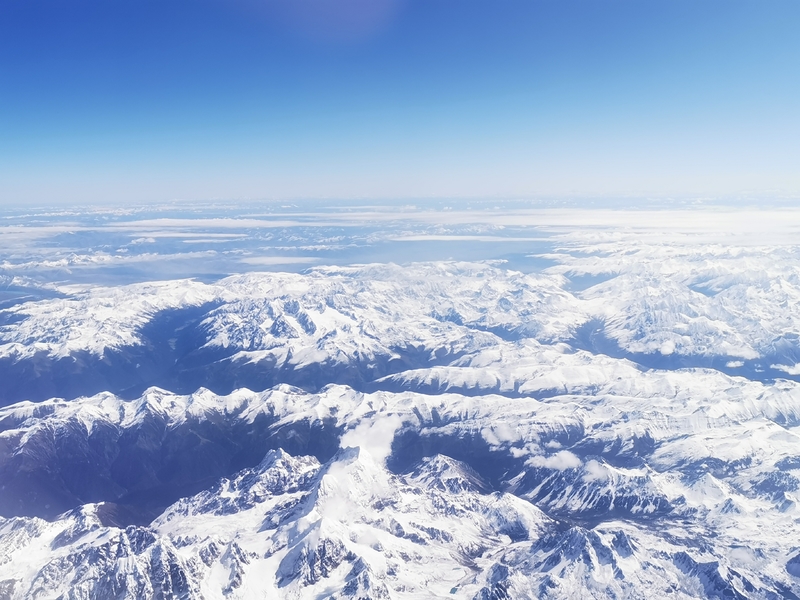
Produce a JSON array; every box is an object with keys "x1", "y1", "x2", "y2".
[
  {"x1": 526, "y1": 450, "x2": 581, "y2": 471},
  {"x1": 240, "y1": 256, "x2": 320, "y2": 266},
  {"x1": 390, "y1": 235, "x2": 550, "y2": 243},
  {"x1": 771, "y1": 363, "x2": 800, "y2": 376},
  {"x1": 581, "y1": 459, "x2": 608, "y2": 482},
  {"x1": 339, "y1": 414, "x2": 404, "y2": 464}
]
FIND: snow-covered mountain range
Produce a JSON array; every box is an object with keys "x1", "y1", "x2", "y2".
[
  {"x1": 3, "y1": 245, "x2": 800, "y2": 598},
  {"x1": 3, "y1": 376, "x2": 800, "y2": 598},
  {"x1": 3, "y1": 251, "x2": 800, "y2": 405}
]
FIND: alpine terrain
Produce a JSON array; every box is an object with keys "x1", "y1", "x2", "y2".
[{"x1": 3, "y1": 235, "x2": 800, "y2": 599}]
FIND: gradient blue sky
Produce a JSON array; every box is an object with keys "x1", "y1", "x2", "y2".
[{"x1": 1, "y1": 0, "x2": 799, "y2": 205}]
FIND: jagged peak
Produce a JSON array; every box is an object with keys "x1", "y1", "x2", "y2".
[{"x1": 409, "y1": 454, "x2": 492, "y2": 494}]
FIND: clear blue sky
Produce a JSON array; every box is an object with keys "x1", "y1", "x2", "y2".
[{"x1": 1, "y1": 0, "x2": 799, "y2": 204}]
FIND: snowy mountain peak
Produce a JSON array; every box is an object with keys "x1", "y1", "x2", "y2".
[{"x1": 409, "y1": 454, "x2": 492, "y2": 494}]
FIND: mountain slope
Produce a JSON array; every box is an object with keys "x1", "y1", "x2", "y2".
[{"x1": 2, "y1": 376, "x2": 800, "y2": 597}]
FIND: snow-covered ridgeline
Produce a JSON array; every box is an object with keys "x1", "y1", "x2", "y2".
[
  {"x1": 2, "y1": 373, "x2": 800, "y2": 597},
  {"x1": 543, "y1": 242, "x2": 800, "y2": 361},
  {"x1": 0, "y1": 263, "x2": 578, "y2": 362},
  {"x1": 3, "y1": 257, "x2": 800, "y2": 389}
]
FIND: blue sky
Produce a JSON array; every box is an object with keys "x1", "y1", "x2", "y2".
[{"x1": 1, "y1": 0, "x2": 799, "y2": 205}]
